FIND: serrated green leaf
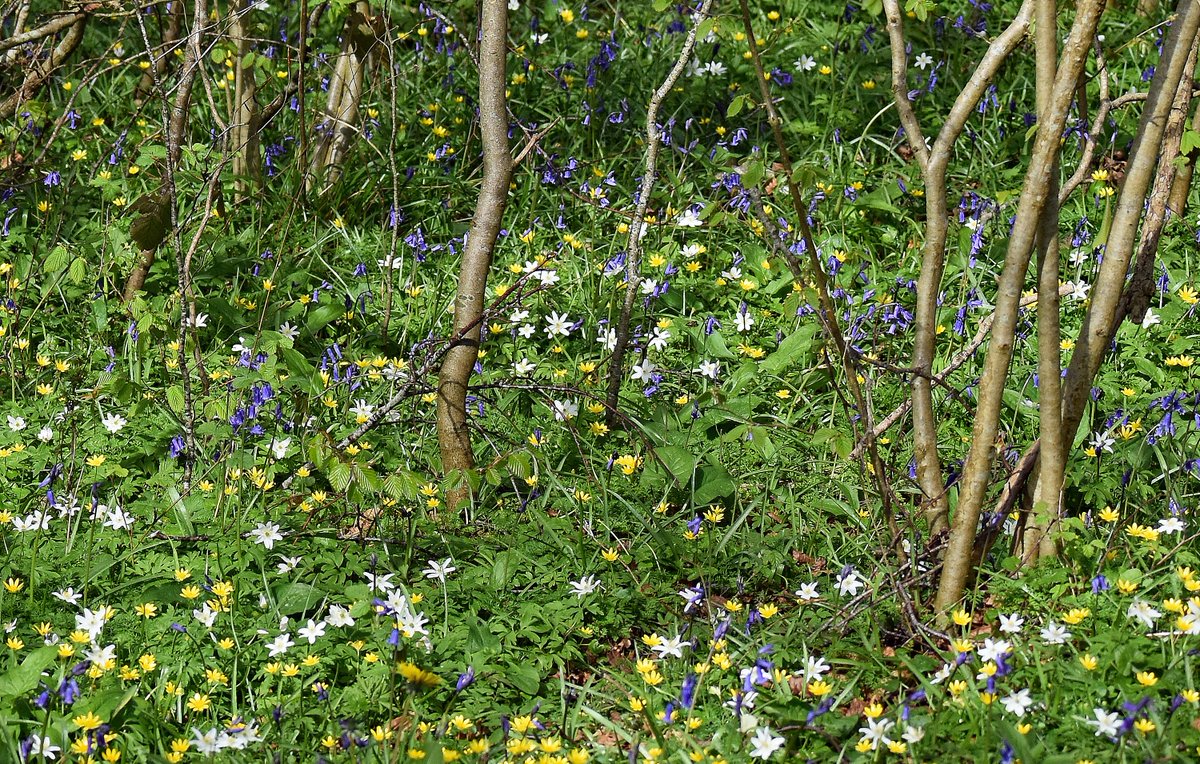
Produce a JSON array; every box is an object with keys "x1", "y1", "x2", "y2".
[
  {"x1": 1181, "y1": 128, "x2": 1200, "y2": 155},
  {"x1": 328, "y1": 461, "x2": 352, "y2": 492},
  {"x1": 166, "y1": 385, "x2": 185, "y2": 414},
  {"x1": 43, "y1": 244, "x2": 69, "y2": 273},
  {"x1": 69, "y1": 257, "x2": 88, "y2": 284}
]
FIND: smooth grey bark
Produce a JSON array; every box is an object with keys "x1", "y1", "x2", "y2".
[
  {"x1": 884, "y1": 0, "x2": 1035, "y2": 536},
  {"x1": 1059, "y1": 0, "x2": 1200, "y2": 448},
  {"x1": 306, "y1": 1, "x2": 374, "y2": 195},
  {"x1": 933, "y1": 0, "x2": 1106, "y2": 615},
  {"x1": 436, "y1": 0, "x2": 512, "y2": 510},
  {"x1": 1022, "y1": 0, "x2": 1064, "y2": 564},
  {"x1": 1119, "y1": 36, "x2": 1199, "y2": 326},
  {"x1": 231, "y1": 0, "x2": 262, "y2": 198}
]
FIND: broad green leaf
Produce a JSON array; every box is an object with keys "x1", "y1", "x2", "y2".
[
  {"x1": 761, "y1": 324, "x2": 818, "y2": 372},
  {"x1": 694, "y1": 465, "x2": 735, "y2": 505},
  {"x1": 505, "y1": 663, "x2": 541, "y2": 694},
  {"x1": 655, "y1": 445, "x2": 697, "y2": 485},
  {"x1": 272, "y1": 582, "x2": 324, "y2": 615},
  {"x1": 0, "y1": 647, "x2": 57, "y2": 696}
]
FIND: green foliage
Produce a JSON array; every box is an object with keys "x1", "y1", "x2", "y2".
[{"x1": 0, "y1": 0, "x2": 1197, "y2": 761}]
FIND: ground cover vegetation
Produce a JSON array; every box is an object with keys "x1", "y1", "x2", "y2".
[{"x1": 1, "y1": 0, "x2": 1200, "y2": 760}]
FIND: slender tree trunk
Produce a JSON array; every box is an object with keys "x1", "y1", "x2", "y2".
[
  {"x1": 306, "y1": 1, "x2": 373, "y2": 195},
  {"x1": 436, "y1": 0, "x2": 512, "y2": 510},
  {"x1": 1021, "y1": 0, "x2": 1063, "y2": 564},
  {"x1": 1059, "y1": 0, "x2": 1200, "y2": 447},
  {"x1": 884, "y1": 0, "x2": 1034, "y2": 536},
  {"x1": 1119, "y1": 36, "x2": 1199, "y2": 325},
  {"x1": 932, "y1": 0, "x2": 1106, "y2": 615},
  {"x1": 136, "y1": 0, "x2": 183, "y2": 103},
  {"x1": 1167, "y1": 94, "x2": 1200, "y2": 215},
  {"x1": 231, "y1": 0, "x2": 262, "y2": 198}
]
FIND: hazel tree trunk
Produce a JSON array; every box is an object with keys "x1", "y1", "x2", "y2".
[
  {"x1": 436, "y1": 0, "x2": 512, "y2": 510},
  {"x1": 1167, "y1": 90, "x2": 1200, "y2": 214},
  {"x1": 306, "y1": 1, "x2": 374, "y2": 195},
  {"x1": 932, "y1": 0, "x2": 1106, "y2": 615},
  {"x1": 231, "y1": 0, "x2": 262, "y2": 198},
  {"x1": 883, "y1": 0, "x2": 1035, "y2": 536},
  {"x1": 1059, "y1": 0, "x2": 1200, "y2": 447},
  {"x1": 1020, "y1": 0, "x2": 1064, "y2": 564}
]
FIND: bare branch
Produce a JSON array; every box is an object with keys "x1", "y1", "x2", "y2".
[{"x1": 604, "y1": 0, "x2": 714, "y2": 424}]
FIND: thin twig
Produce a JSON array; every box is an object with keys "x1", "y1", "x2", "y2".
[{"x1": 604, "y1": 0, "x2": 714, "y2": 426}]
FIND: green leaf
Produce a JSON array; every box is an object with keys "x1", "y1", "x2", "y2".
[
  {"x1": 466, "y1": 615, "x2": 501, "y2": 655},
  {"x1": 1181, "y1": 128, "x2": 1200, "y2": 155},
  {"x1": 166, "y1": 385, "x2": 185, "y2": 414},
  {"x1": 0, "y1": 647, "x2": 57, "y2": 696},
  {"x1": 694, "y1": 465, "x2": 735, "y2": 505},
  {"x1": 704, "y1": 331, "x2": 737, "y2": 360},
  {"x1": 43, "y1": 244, "x2": 69, "y2": 273},
  {"x1": 505, "y1": 663, "x2": 541, "y2": 694},
  {"x1": 306, "y1": 304, "x2": 342, "y2": 335},
  {"x1": 272, "y1": 582, "x2": 324, "y2": 615},
  {"x1": 741, "y1": 160, "x2": 764, "y2": 189},
  {"x1": 69, "y1": 257, "x2": 88, "y2": 284},
  {"x1": 727, "y1": 94, "x2": 746, "y2": 118},
  {"x1": 655, "y1": 445, "x2": 697, "y2": 485},
  {"x1": 761, "y1": 324, "x2": 819, "y2": 372},
  {"x1": 327, "y1": 461, "x2": 352, "y2": 492},
  {"x1": 490, "y1": 551, "x2": 514, "y2": 590}
]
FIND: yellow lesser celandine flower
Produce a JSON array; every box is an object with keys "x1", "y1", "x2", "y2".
[
  {"x1": 1079, "y1": 654, "x2": 1098, "y2": 671},
  {"x1": 862, "y1": 702, "x2": 883, "y2": 718},
  {"x1": 807, "y1": 679, "x2": 832, "y2": 696},
  {"x1": 74, "y1": 711, "x2": 104, "y2": 731},
  {"x1": 1063, "y1": 608, "x2": 1091, "y2": 625},
  {"x1": 1098, "y1": 507, "x2": 1119, "y2": 523},
  {"x1": 3, "y1": 577, "x2": 24, "y2": 593},
  {"x1": 1136, "y1": 671, "x2": 1158, "y2": 686},
  {"x1": 952, "y1": 609, "x2": 971, "y2": 626},
  {"x1": 759, "y1": 603, "x2": 779, "y2": 618},
  {"x1": 186, "y1": 693, "x2": 211, "y2": 712}
]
